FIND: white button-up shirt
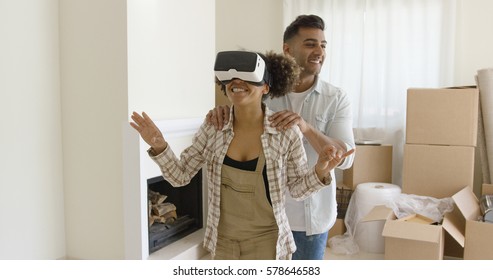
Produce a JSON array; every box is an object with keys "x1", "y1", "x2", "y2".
[{"x1": 265, "y1": 77, "x2": 355, "y2": 235}]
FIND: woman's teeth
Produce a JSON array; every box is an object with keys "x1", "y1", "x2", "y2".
[{"x1": 232, "y1": 87, "x2": 246, "y2": 93}]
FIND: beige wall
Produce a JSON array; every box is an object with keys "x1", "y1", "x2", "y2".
[
  {"x1": 454, "y1": 0, "x2": 493, "y2": 86},
  {"x1": 0, "y1": 0, "x2": 66, "y2": 259},
  {"x1": 215, "y1": 0, "x2": 284, "y2": 106},
  {"x1": 453, "y1": 0, "x2": 493, "y2": 196},
  {"x1": 59, "y1": 0, "x2": 128, "y2": 259}
]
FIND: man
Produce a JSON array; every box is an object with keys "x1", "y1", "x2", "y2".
[{"x1": 208, "y1": 15, "x2": 355, "y2": 260}]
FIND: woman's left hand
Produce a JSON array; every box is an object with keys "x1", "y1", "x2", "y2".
[{"x1": 315, "y1": 145, "x2": 355, "y2": 182}]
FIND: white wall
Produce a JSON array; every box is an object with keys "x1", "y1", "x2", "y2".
[
  {"x1": 454, "y1": 0, "x2": 493, "y2": 86},
  {"x1": 215, "y1": 0, "x2": 283, "y2": 53},
  {"x1": 0, "y1": 0, "x2": 66, "y2": 259},
  {"x1": 128, "y1": 0, "x2": 215, "y2": 120}
]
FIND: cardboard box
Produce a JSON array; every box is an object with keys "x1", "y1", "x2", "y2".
[
  {"x1": 402, "y1": 144, "x2": 475, "y2": 198},
  {"x1": 443, "y1": 186, "x2": 493, "y2": 259},
  {"x1": 343, "y1": 144, "x2": 392, "y2": 189},
  {"x1": 406, "y1": 87, "x2": 478, "y2": 147},
  {"x1": 362, "y1": 205, "x2": 446, "y2": 260},
  {"x1": 444, "y1": 230, "x2": 464, "y2": 259},
  {"x1": 361, "y1": 186, "x2": 493, "y2": 260}
]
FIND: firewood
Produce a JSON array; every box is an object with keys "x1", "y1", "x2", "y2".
[
  {"x1": 148, "y1": 200, "x2": 154, "y2": 226},
  {"x1": 153, "y1": 211, "x2": 177, "y2": 224},
  {"x1": 151, "y1": 215, "x2": 162, "y2": 223},
  {"x1": 156, "y1": 195, "x2": 166, "y2": 205},
  {"x1": 148, "y1": 189, "x2": 158, "y2": 201},
  {"x1": 152, "y1": 202, "x2": 176, "y2": 216},
  {"x1": 148, "y1": 190, "x2": 167, "y2": 205},
  {"x1": 163, "y1": 210, "x2": 177, "y2": 224}
]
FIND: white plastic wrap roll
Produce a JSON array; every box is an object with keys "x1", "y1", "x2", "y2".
[
  {"x1": 346, "y1": 182, "x2": 401, "y2": 254},
  {"x1": 477, "y1": 68, "x2": 493, "y2": 182}
]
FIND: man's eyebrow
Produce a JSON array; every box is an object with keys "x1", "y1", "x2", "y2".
[{"x1": 303, "y1": 38, "x2": 328, "y2": 44}]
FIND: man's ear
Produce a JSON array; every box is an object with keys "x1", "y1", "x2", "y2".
[{"x1": 283, "y1": 43, "x2": 291, "y2": 56}]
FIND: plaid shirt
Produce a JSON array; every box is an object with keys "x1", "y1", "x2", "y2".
[{"x1": 150, "y1": 107, "x2": 330, "y2": 260}]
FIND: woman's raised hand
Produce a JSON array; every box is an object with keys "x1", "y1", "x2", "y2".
[
  {"x1": 315, "y1": 145, "x2": 355, "y2": 183},
  {"x1": 130, "y1": 112, "x2": 168, "y2": 154}
]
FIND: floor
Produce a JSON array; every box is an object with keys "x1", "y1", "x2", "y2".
[
  {"x1": 324, "y1": 247, "x2": 383, "y2": 260},
  {"x1": 198, "y1": 245, "x2": 384, "y2": 260}
]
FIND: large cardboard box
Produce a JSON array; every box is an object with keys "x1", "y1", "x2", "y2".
[
  {"x1": 362, "y1": 205, "x2": 446, "y2": 260},
  {"x1": 443, "y1": 186, "x2": 493, "y2": 259},
  {"x1": 361, "y1": 186, "x2": 493, "y2": 259},
  {"x1": 343, "y1": 144, "x2": 392, "y2": 189},
  {"x1": 406, "y1": 87, "x2": 478, "y2": 147},
  {"x1": 402, "y1": 144, "x2": 475, "y2": 198}
]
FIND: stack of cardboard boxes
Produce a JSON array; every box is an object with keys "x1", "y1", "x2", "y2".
[
  {"x1": 402, "y1": 87, "x2": 478, "y2": 198},
  {"x1": 329, "y1": 87, "x2": 493, "y2": 259},
  {"x1": 363, "y1": 87, "x2": 489, "y2": 260},
  {"x1": 403, "y1": 87, "x2": 479, "y2": 259},
  {"x1": 402, "y1": 87, "x2": 478, "y2": 259}
]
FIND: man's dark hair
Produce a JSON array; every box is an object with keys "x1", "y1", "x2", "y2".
[{"x1": 283, "y1": 14, "x2": 325, "y2": 43}]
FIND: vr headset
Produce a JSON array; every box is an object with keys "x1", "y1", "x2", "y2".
[{"x1": 214, "y1": 51, "x2": 271, "y2": 86}]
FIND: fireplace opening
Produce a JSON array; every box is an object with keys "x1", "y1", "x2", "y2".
[{"x1": 147, "y1": 170, "x2": 203, "y2": 254}]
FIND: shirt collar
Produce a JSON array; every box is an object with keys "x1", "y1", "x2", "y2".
[
  {"x1": 222, "y1": 104, "x2": 279, "y2": 135},
  {"x1": 312, "y1": 75, "x2": 322, "y2": 95}
]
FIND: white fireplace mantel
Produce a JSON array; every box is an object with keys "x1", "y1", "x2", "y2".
[{"x1": 122, "y1": 117, "x2": 208, "y2": 260}]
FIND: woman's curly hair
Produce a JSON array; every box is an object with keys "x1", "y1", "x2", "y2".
[
  {"x1": 261, "y1": 51, "x2": 300, "y2": 99},
  {"x1": 215, "y1": 51, "x2": 300, "y2": 99}
]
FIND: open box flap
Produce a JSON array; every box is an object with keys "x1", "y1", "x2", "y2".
[
  {"x1": 382, "y1": 219, "x2": 442, "y2": 243},
  {"x1": 361, "y1": 205, "x2": 395, "y2": 223},
  {"x1": 442, "y1": 207, "x2": 466, "y2": 247},
  {"x1": 441, "y1": 186, "x2": 479, "y2": 247},
  {"x1": 399, "y1": 214, "x2": 434, "y2": 224},
  {"x1": 452, "y1": 186, "x2": 480, "y2": 221}
]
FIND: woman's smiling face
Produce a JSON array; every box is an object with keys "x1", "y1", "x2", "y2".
[{"x1": 225, "y1": 79, "x2": 268, "y2": 106}]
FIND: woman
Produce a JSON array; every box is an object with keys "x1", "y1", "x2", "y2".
[{"x1": 130, "y1": 50, "x2": 353, "y2": 260}]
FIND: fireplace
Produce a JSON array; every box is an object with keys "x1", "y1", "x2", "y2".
[
  {"x1": 123, "y1": 116, "x2": 208, "y2": 260},
  {"x1": 147, "y1": 170, "x2": 203, "y2": 253}
]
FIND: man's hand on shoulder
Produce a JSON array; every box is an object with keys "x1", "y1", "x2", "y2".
[
  {"x1": 268, "y1": 110, "x2": 308, "y2": 133},
  {"x1": 206, "y1": 105, "x2": 231, "y2": 131}
]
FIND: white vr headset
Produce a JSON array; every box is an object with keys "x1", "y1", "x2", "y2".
[{"x1": 214, "y1": 51, "x2": 271, "y2": 86}]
